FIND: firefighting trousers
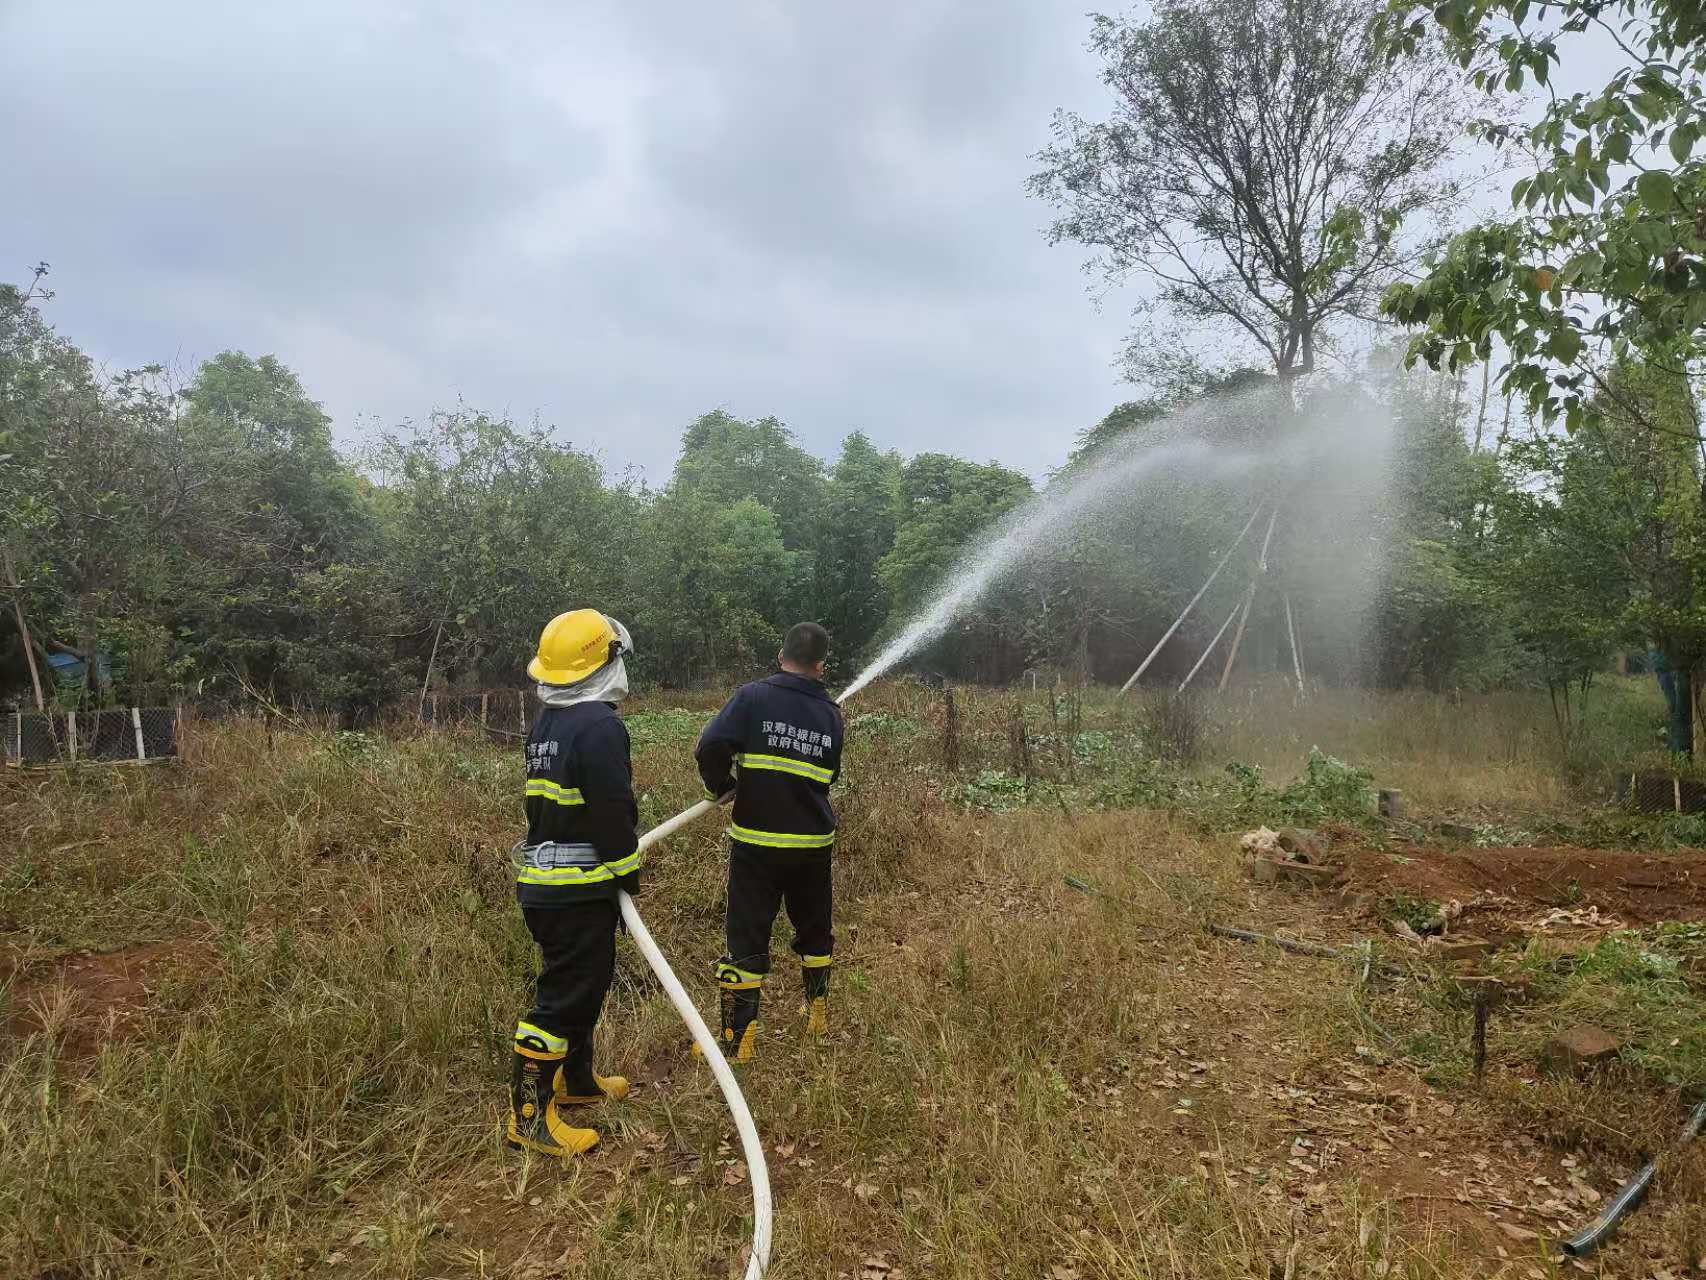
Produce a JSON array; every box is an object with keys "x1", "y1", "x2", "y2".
[
  {"x1": 723, "y1": 840, "x2": 834, "y2": 978},
  {"x1": 520, "y1": 900, "x2": 617, "y2": 1039}
]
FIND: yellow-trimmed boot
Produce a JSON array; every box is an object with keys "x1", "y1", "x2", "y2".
[
  {"x1": 721, "y1": 985, "x2": 760, "y2": 1062},
  {"x1": 554, "y1": 1026, "x2": 630, "y2": 1105},
  {"x1": 801, "y1": 956, "x2": 831, "y2": 1036},
  {"x1": 693, "y1": 963, "x2": 761, "y2": 1062},
  {"x1": 505, "y1": 1026, "x2": 598, "y2": 1158}
]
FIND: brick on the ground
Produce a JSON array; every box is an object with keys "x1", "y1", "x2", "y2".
[
  {"x1": 1276, "y1": 827, "x2": 1326, "y2": 860},
  {"x1": 1427, "y1": 936, "x2": 1495, "y2": 966},
  {"x1": 1245, "y1": 856, "x2": 1338, "y2": 891},
  {"x1": 1278, "y1": 862, "x2": 1338, "y2": 890},
  {"x1": 1541, "y1": 1024, "x2": 1621, "y2": 1076}
]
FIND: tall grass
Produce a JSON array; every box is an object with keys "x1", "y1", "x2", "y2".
[{"x1": 0, "y1": 677, "x2": 1689, "y2": 1277}]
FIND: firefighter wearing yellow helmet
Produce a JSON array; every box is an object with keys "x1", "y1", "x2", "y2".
[{"x1": 505, "y1": 609, "x2": 641, "y2": 1159}]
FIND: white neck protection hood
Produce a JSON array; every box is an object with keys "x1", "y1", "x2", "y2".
[{"x1": 536, "y1": 616, "x2": 632, "y2": 707}]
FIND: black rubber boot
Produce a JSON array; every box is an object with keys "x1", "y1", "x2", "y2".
[
  {"x1": 802, "y1": 962, "x2": 830, "y2": 1036},
  {"x1": 719, "y1": 985, "x2": 761, "y2": 1062},
  {"x1": 553, "y1": 1026, "x2": 630, "y2": 1105},
  {"x1": 505, "y1": 1034, "x2": 598, "y2": 1158}
]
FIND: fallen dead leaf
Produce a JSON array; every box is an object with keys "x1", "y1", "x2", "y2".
[{"x1": 723, "y1": 1162, "x2": 748, "y2": 1187}]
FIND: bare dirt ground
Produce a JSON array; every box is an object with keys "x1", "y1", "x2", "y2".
[
  {"x1": 1218, "y1": 837, "x2": 1706, "y2": 1276},
  {"x1": 1, "y1": 938, "x2": 210, "y2": 1061},
  {"x1": 1338, "y1": 844, "x2": 1706, "y2": 928}
]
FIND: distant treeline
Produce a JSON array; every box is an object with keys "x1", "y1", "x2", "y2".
[{"x1": 0, "y1": 281, "x2": 1666, "y2": 720}]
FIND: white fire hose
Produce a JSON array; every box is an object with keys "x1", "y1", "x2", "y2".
[
  {"x1": 620, "y1": 797, "x2": 770, "y2": 1279},
  {"x1": 620, "y1": 685, "x2": 852, "y2": 1280}
]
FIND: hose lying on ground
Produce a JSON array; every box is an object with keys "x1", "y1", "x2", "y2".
[
  {"x1": 623, "y1": 797, "x2": 771, "y2": 1280},
  {"x1": 625, "y1": 685, "x2": 858, "y2": 1279},
  {"x1": 1204, "y1": 922, "x2": 1343, "y2": 959},
  {"x1": 1562, "y1": 1099, "x2": 1706, "y2": 1258}
]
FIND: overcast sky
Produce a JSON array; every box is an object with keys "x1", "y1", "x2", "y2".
[
  {"x1": 1, "y1": 4, "x2": 1627, "y2": 483},
  {"x1": 0, "y1": 1, "x2": 1143, "y2": 481}
]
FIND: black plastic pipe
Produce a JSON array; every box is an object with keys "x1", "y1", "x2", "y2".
[{"x1": 1562, "y1": 1100, "x2": 1706, "y2": 1258}]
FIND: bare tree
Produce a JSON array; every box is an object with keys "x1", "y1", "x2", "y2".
[{"x1": 1030, "y1": 0, "x2": 1481, "y2": 396}]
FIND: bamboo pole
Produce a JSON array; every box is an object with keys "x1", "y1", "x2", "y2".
[
  {"x1": 418, "y1": 612, "x2": 446, "y2": 721},
  {"x1": 2, "y1": 545, "x2": 45, "y2": 712},
  {"x1": 1284, "y1": 593, "x2": 1305, "y2": 690},
  {"x1": 1119, "y1": 502, "x2": 1266, "y2": 694},
  {"x1": 1177, "y1": 599, "x2": 1243, "y2": 693},
  {"x1": 1217, "y1": 508, "x2": 1278, "y2": 692}
]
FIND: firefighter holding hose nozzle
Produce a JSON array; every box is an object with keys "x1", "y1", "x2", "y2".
[
  {"x1": 505, "y1": 609, "x2": 642, "y2": 1159},
  {"x1": 694, "y1": 622, "x2": 844, "y2": 1062}
]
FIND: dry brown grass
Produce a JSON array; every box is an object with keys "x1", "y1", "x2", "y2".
[{"x1": 0, "y1": 678, "x2": 1694, "y2": 1278}]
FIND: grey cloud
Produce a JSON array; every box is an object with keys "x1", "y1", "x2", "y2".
[{"x1": 1, "y1": 0, "x2": 1128, "y2": 481}]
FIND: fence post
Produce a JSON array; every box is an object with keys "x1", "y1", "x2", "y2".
[
  {"x1": 518, "y1": 693, "x2": 526, "y2": 735},
  {"x1": 132, "y1": 707, "x2": 147, "y2": 763},
  {"x1": 13, "y1": 711, "x2": 20, "y2": 763},
  {"x1": 68, "y1": 710, "x2": 78, "y2": 761}
]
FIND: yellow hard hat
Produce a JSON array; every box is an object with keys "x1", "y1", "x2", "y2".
[{"x1": 527, "y1": 609, "x2": 631, "y2": 685}]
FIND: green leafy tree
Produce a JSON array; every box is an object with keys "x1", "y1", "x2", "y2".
[
  {"x1": 0, "y1": 284, "x2": 219, "y2": 704},
  {"x1": 878, "y1": 455, "x2": 1034, "y2": 615},
  {"x1": 169, "y1": 352, "x2": 376, "y2": 706},
  {"x1": 1470, "y1": 363, "x2": 1703, "y2": 748},
  {"x1": 671, "y1": 411, "x2": 827, "y2": 552},
  {"x1": 1363, "y1": 361, "x2": 1505, "y2": 689},
  {"x1": 1381, "y1": 0, "x2": 1706, "y2": 429},
  {"x1": 372, "y1": 411, "x2": 635, "y2": 695},
  {"x1": 876, "y1": 454, "x2": 1033, "y2": 678},
  {"x1": 816, "y1": 431, "x2": 901, "y2": 663},
  {"x1": 636, "y1": 494, "x2": 800, "y2": 684}
]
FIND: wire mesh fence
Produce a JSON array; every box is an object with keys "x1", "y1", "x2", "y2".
[
  {"x1": 1616, "y1": 770, "x2": 1706, "y2": 815},
  {"x1": 3, "y1": 706, "x2": 180, "y2": 766},
  {"x1": 1, "y1": 692, "x2": 535, "y2": 764},
  {"x1": 416, "y1": 689, "x2": 531, "y2": 741}
]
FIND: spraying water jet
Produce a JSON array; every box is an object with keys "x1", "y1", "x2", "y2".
[{"x1": 626, "y1": 383, "x2": 1402, "y2": 1277}]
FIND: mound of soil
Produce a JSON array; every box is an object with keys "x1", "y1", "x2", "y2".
[
  {"x1": 2, "y1": 939, "x2": 209, "y2": 1059},
  {"x1": 1340, "y1": 845, "x2": 1706, "y2": 925}
]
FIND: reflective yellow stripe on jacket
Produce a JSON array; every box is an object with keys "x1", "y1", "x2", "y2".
[
  {"x1": 735, "y1": 752, "x2": 835, "y2": 785},
  {"x1": 525, "y1": 779, "x2": 585, "y2": 806},
  {"x1": 515, "y1": 864, "x2": 615, "y2": 886},
  {"x1": 727, "y1": 822, "x2": 835, "y2": 849}
]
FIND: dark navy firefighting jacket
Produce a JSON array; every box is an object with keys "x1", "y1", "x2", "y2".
[
  {"x1": 514, "y1": 700, "x2": 640, "y2": 906},
  {"x1": 695, "y1": 672, "x2": 844, "y2": 849}
]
